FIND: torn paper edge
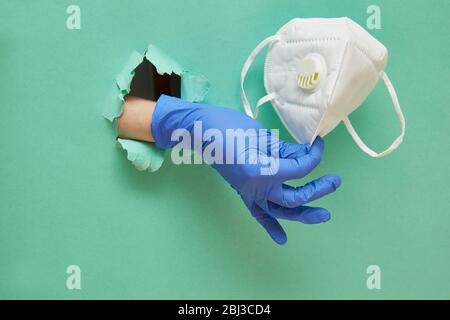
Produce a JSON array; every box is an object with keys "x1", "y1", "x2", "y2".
[
  {"x1": 117, "y1": 138, "x2": 165, "y2": 172},
  {"x1": 103, "y1": 44, "x2": 210, "y2": 172}
]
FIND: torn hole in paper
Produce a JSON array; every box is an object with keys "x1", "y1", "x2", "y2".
[{"x1": 103, "y1": 44, "x2": 210, "y2": 172}]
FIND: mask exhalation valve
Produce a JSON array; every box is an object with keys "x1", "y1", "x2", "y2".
[{"x1": 296, "y1": 53, "x2": 327, "y2": 92}]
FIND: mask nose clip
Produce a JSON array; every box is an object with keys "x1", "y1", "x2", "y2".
[{"x1": 297, "y1": 53, "x2": 327, "y2": 92}]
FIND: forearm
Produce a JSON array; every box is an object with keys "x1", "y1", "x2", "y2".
[
  {"x1": 117, "y1": 95, "x2": 204, "y2": 148},
  {"x1": 117, "y1": 96, "x2": 156, "y2": 143},
  {"x1": 118, "y1": 94, "x2": 261, "y2": 151}
]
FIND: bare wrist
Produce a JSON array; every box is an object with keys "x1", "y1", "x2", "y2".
[{"x1": 117, "y1": 96, "x2": 156, "y2": 143}]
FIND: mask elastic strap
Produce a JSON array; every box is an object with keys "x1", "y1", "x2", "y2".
[
  {"x1": 241, "y1": 35, "x2": 281, "y2": 118},
  {"x1": 343, "y1": 72, "x2": 406, "y2": 158}
]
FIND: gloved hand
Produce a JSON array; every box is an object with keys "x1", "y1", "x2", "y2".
[{"x1": 152, "y1": 94, "x2": 341, "y2": 244}]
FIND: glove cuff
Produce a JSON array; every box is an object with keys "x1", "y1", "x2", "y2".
[{"x1": 151, "y1": 94, "x2": 201, "y2": 149}]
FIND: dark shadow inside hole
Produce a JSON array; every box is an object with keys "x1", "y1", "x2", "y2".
[{"x1": 128, "y1": 58, "x2": 181, "y2": 100}]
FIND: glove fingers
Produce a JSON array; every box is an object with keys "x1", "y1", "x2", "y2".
[
  {"x1": 249, "y1": 202, "x2": 287, "y2": 245},
  {"x1": 267, "y1": 202, "x2": 331, "y2": 224},
  {"x1": 275, "y1": 137, "x2": 324, "y2": 181},
  {"x1": 268, "y1": 174, "x2": 341, "y2": 208},
  {"x1": 279, "y1": 140, "x2": 309, "y2": 158}
]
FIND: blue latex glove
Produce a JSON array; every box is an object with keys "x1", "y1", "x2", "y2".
[{"x1": 152, "y1": 95, "x2": 341, "y2": 244}]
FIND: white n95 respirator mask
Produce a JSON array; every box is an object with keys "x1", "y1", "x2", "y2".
[{"x1": 240, "y1": 18, "x2": 405, "y2": 158}]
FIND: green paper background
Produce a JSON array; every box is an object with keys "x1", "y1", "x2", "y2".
[{"x1": 0, "y1": 0, "x2": 449, "y2": 299}]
